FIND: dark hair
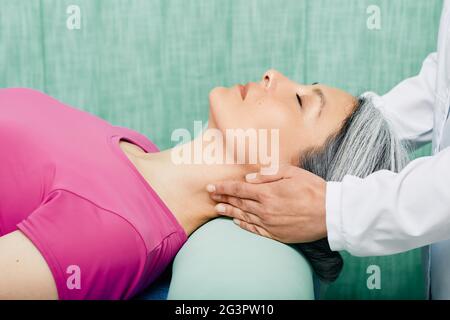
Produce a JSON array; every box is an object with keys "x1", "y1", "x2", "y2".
[{"x1": 294, "y1": 95, "x2": 409, "y2": 283}]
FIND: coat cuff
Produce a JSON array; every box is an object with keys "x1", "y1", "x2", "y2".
[{"x1": 325, "y1": 181, "x2": 346, "y2": 252}]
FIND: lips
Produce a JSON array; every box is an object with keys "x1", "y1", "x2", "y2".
[{"x1": 238, "y1": 83, "x2": 250, "y2": 100}]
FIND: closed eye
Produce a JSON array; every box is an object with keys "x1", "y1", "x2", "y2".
[{"x1": 296, "y1": 93, "x2": 303, "y2": 108}]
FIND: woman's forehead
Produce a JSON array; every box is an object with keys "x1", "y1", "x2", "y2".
[{"x1": 320, "y1": 85, "x2": 357, "y2": 115}]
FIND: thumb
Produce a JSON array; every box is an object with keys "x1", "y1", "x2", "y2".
[{"x1": 245, "y1": 165, "x2": 294, "y2": 184}]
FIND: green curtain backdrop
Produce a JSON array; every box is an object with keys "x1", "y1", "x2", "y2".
[{"x1": 0, "y1": 0, "x2": 442, "y2": 299}]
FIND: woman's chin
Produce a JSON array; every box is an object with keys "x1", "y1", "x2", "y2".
[{"x1": 208, "y1": 86, "x2": 228, "y2": 107}]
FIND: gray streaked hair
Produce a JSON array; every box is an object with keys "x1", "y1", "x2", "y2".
[
  {"x1": 295, "y1": 95, "x2": 410, "y2": 283},
  {"x1": 301, "y1": 95, "x2": 409, "y2": 181}
]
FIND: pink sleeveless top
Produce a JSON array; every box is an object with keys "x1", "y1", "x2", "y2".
[{"x1": 0, "y1": 88, "x2": 187, "y2": 299}]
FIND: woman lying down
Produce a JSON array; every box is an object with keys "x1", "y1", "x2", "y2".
[{"x1": 0, "y1": 69, "x2": 408, "y2": 299}]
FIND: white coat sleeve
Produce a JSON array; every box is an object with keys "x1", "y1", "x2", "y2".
[
  {"x1": 326, "y1": 146, "x2": 450, "y2": 256},
  {"x1": 367, "y1": 52, "x2": 437, "y2": 147},
  {"x1": 326, "y1": 52, "x2": 440, "y2": 256}
]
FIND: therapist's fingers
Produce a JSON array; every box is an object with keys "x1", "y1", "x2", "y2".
[
  {"x1": 232, "y1": 219, "x2": 274, "y2": 240},
  {"x1": 214, "y1": 203, "x2": 263, "y2": 226},
  {"x1": 210, "y1": 194, "x2": 264, "y2": 215},
  {"x1": 206, "y1": 180, "x2": 262, "y2": 202},
  {"x1": 245, "y1": 165, "x2": 298, "y2": 184}
]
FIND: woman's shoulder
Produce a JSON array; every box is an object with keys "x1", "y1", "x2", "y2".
[{"x1": 0, "y1": 87, "x2": 49, "y2": 103}]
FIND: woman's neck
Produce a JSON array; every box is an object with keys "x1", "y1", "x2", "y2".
[{"x1": 127, "y1": 135, "x2": 254, "y2": 236}]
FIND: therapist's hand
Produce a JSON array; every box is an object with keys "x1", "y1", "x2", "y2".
[{"x1": 207, "y1": 165, "x2": 327, "y2": 243}]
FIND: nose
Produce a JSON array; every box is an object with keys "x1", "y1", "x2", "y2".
[{"x1": 261, "y1": 69, "x2": 283, "y2": 90}]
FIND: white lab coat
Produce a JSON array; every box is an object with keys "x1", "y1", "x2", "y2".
[{"x1": 326, "y1": 0, "x2": 450, "y2": 299}]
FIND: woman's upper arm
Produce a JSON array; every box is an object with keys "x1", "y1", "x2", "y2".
[{"x1": 0, "y1": 230, "x2": 58, "y2": 300}]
